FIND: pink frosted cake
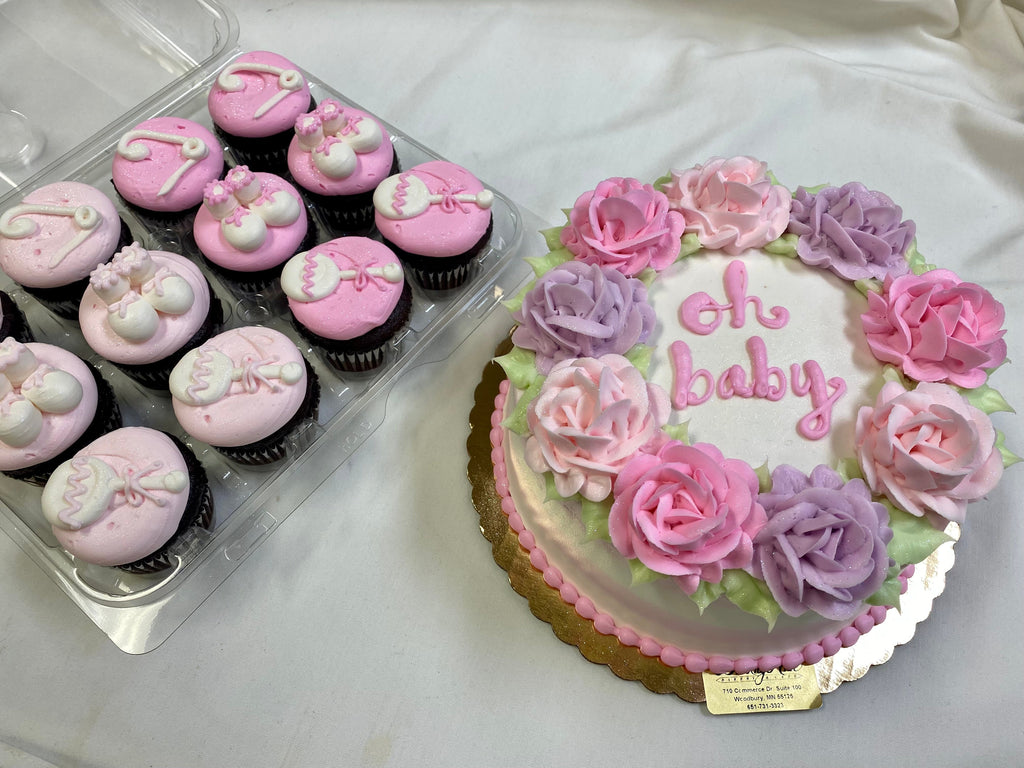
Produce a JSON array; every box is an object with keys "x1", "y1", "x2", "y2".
[
  {"x1": 286, "y1": 99, "x2": 397, "y2": 232},
  {"x1": 0, "y1": 339, "x2": 121, "y2": 485},
  {"x1": 208, "y1": 50, "x2": 314, "y2": 172},
  {"x1": 79, "y1": 243, "x2": 223, "y2": 389},
  {"x1": 281, "y1": 236, "x2": 412, "y2": 372},
  {"x1": 111, "y1": 116, "x2": 225, "y2": 220},
  {"x1": 41, "y1": 427, "x2": 212, "y2": 573},
  {"x1": 0, "y1": 181, "x2": 132, "y2": 319},
  {"x1": 169, "y1": 326, "x2": 319, "y2": 465},
  {"x1": 373, "y1": 160, "x2": 493, "y2": 290},
  {"x1": 193, "y1": 166, "x2": 313, "y2": 293},
  {"x1": 489, "y1": 157, "x2": 1016, "y2": 676}
]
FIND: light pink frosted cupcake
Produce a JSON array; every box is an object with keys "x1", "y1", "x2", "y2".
[
  {"x1": 373, "y1": 160, "x2": 494, "y2": 290},
  {"x1": 41, "y1": 427, "x2": 212, "y2": 573},
  {"x1": 169, "y1": 326, "x2": 320, "y2": 465},
  {"x1": 192, "y1": 166, "x2": 315, "y2": 294},
  {"x1": 0, "y1": 339, "x2": 121, "y2": 485},
  {"x1": 286, "y1": 100, "x2": 398, "y2": 233},
  {"x1": 78, "y1": 243, "x2": 224, "y2": 389}
]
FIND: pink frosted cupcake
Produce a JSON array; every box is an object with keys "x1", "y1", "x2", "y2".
[
  {"x1": 208, "y1": 50, "x2": 315, "y2": 173},
  {"x1": 373, "y1": 160, "x2": 494, "y2": 290},
  {"x1": 0, "y1": 339, "x2": 122, "y2": 485},
  {"x1": 286, "y1": 100, "x2": 398, "y2": 233},
  {"x1": 0, "y1": 181, "x2": 133, "y2": 319},
  {"x1": 41, "y1": 427, "x2": 212, "y2": 573},
  {"x1": 192, "y1": 166, "x2": 315, "y2": 294},
  {"x1": 169, "y1": 326, "x2": 320, "y2": 465},
  {"x1": 79, "y1": 243, "x2": 224, "y2": 389},
  {"x1": 281, "y1": 237, "x2": 412, "y2": 372},
  {"x1": 111, "y1": 116, "x2": 225, "y2": 226}
]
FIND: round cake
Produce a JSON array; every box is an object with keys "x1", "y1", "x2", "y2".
[
  {"x1": 0, "y1": 181, "x2": 132, "y2": 319},
  {"x1": 41, "y1": 426, "x2": 212, "y2": 573},
  {"x1": 281, "y1": 236, "x2": 413, "y2": 372},
  {"x1": 489, "y1": 157, "x2": 1015, "y2": 675}
]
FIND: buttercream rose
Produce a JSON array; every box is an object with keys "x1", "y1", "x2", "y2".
[
  {"x1": 751, "y1": 465, "x2": 892, "y2": 620},
  {"x1": 525, "y1": 355, "x2": 669, "y2": 502},
  {"x1": 661, "y1": 156, "x2": 791, "y2": 254},
  {"x1": 608, "y1": 440, "x2": 766, "y2": 593},
  {"x1": 855, "y1": 380, "x2": 1003, "y2": 525},
  {"x1": 788, "y1": 183, "x2": 914, "y2": 282},
  {"x1": 511, "y1": 262, "x2": 655, "y2": 374},
  {"x1": 861, "y1": 269, "x2": 1007, "y2": 388},
  {"x1": 559, "y1": 177, "x2": 685, "y2": 277}
]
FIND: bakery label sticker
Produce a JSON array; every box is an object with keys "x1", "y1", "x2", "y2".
[{"x1": 702, "y1": 667, "x2": 822, "y2": 714}]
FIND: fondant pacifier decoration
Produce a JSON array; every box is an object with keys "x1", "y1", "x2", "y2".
[
  {"x1": 281, "y1": 247, "x2": 404, "y2": 302},
  {"x1": 0, "y1": 339, "x2": 84, "y2": 449},
  {"x1": 42, "y1": 455, "x2": 187, "y2": 531},
  {"x1": 292, "y1": 99, "x2": 383, "y2": 180},
  {"x1": 89, "y1": 243, "x2": 195, "y2": 343},
  {"x1": 373, "y1": 169, "x2": 494, "y2": 220},
  {"x1": 202, "y1": 166, "x2": 302, "y2": 252},
  {"x1": 169, "y1": 341, "x2": 305, "y2": 407},
  {"x1": 0, "y1": 200, "x2": 103, "y2": 268},
  {"x1": 116, "y1": 128, "x2": 210, "y2": 197},
  {"x1": 216, "y1": 60, "x2": 304, "y2": 119}
]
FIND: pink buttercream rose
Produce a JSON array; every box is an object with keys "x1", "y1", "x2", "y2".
[
  {"x1": 661, "y1": 156, "x2": 791, "y2": 255},
  {"x1": 559, "y1": 177, "x2": 685, "y2": 277},
  {"x1": 608, "y1": 440, "x2": 767, "y2": 594},
  {"x1": 855, "y1": 380, "x2": 1003, "y2": 525},
  {"x1": 525, "y1": 354, "x2": 670, "y2": 502},
  {"x1": 861, "y1": 269, "x2": 1007, "y2": 389}
]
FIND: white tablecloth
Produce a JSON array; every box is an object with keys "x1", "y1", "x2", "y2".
[{"x1": 3, "y1": 1, "x2": 1023, "y2": 766}]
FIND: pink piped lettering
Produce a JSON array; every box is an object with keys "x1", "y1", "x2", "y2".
[
  {"x1": 789, "y1": 360, "x2": 847, "y2": 440},
  {"x1": 678, "y1": 260, "x2": 790, "y2": 335},
  {"x1": 668, "y1": 340, "x2": 714, "y2": 409}
]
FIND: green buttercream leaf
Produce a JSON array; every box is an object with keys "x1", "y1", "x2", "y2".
[
  {"x1": 855, "y1": 277, "x2": 883, "y2": 298},
  {"x1": 997, "y1": 430, "x2": 1023, "y2": 468},
  {"x1": 494, "y1": 346, "x2": 540, "y2": 390},
  {"x1": 958, "y1": 382, "x2": 1015, "y2": 415},
  {"x1": 502, "y1": 280, "x2": 534, "y2": 315},
  {"x1": 525, "y1": 248, "x2": 573, "y2": 278},
  {"x1": 635, "y1": 267, "x2": 658, "y2": 288},
  {"x1": 501, "y1": 375, "x2": 545, "y2": 436},
  {"x1": 753, "y1": 461, "x2": 772, "y2": 493},
  {"x1": 885, "y1": 503, "x2": 954, "y2": 568},
  {"x1": 679, "y1": 232, "x2": 703, "y2": 259},
  {"x1": 688, "y1": 579, "x2": 726, "y2": 614},
  {"x1": 541, "y1": 222, "x2": 568, "y2": 253},
  {"x1": 904, "y1": 240, "x2": 935, "y2": 275},
  {"x1": 721, "y1": 569, "x2": 781, "y2": 630},
  {"x1": 653, "y1": 172, "x2": 672, "y2": 191},
  {"x1": 580, "y1": 496, "x2": 613, "y2": 542},
  {"x1": 881, "y1": 365, "x2": 912, "y2": 389},
  {"x1": 630, "y1": 559, "x2": 667, "y2": 586},
  {"x1": 865, "y1": 567, "x2": 902, "y2": 610},
  {"x1": 799, "y1": 182, "x2": 830, "y2": 195},
  {"x1": 624, "y1": 344, "x2": 654, "y2": 377},
  {"x1": 543, "y1": 473, "x2": 560, "y2": 502},
  {"x1": 763, "y1": 233, "x2": 798, "y2": 257},
  {"x1": 834, "y1": 457, "x2": 864, "y2": 482},
  {"x1": 662, "y1": 421, "x2": 690, "y2": 445}
]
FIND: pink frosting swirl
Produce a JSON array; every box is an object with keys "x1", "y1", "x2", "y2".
[
  {"x1": 861, "y1": 269, "x2": 1007, "y2": 389},
  {"x1": 559, "y1": 177, "x2": 685, "y2": 277},
  {"x1": 855, "y1": 380, "x2": 1003, "y2": 525},
  {"x1": 662, "y1": 156, "x2": 791, "y2": 254},
  {"x1": 525, "y1": 355, "x2": 670, "y2": 502},
  {"x1": 608, "y1": 440, "x2": 766, "y2": 594}
]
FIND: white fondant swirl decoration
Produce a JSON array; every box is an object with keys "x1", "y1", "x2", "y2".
[
  {"x1": 0, "y1": 202, "x2": 102, "y2": 268},
  {"x1": 216, "y1": 61, "x2": 304, "y2": 119},
  {"x1": 0, "y1": 339, "x2": 84, "y2": 449},
  {"x1": 116, "y1": 129, "x2": 210, "y2": 197},
  {"x1": 292, "y1": 100, "x2": 383, "y2": 180},
  {"x1": 202, "y1": 166, "x2": 301, "y2": 252}
]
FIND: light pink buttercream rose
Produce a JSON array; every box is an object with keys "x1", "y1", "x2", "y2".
[
  {"x1": 855, "y1": 380, "x2": 1003, "y2": 525},
  {"x1": 608, "y1": 440, "x2": 766, "y2": 594},
  {"x1": 861, "y1": 269, "x2": 1007, "y2": 389},
  {"x1": 661, "y1": 155, "x2": 791, "y2": 254},
  {"x1": 559, "y1": 177, "x2": 685, "y2": 277},
  {"x1": 525, "y1": 354, "x2": 670, "y2": 502}
]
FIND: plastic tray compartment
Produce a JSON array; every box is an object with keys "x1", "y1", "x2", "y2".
[{"x1": 0, "y1": 27, "x2": 532, "y2": 652}]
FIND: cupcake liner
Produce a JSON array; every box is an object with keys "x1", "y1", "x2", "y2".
[
  {"x1": 1, "y1": 362, "x2": 124, "y2": 486},
  {"x1": 119, "y1": 433, "x2": 214, "y2": 574},
  {"x1": 301, "y1": 154, "x2": 400, "y2": 235},
  {"x1": 0, "y1": 291, "x2": 34, "y2": 343},
  {"x1": 384, "y1": 216, "x2": 493, "y2": 291},
  {"x1": 216, "y1": 94, "x2": 317, "y2": 174}
]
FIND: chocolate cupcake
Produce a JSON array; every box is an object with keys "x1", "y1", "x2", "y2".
[{"x1": 0, "y1": 291, "x2": 33, "y2": 343}]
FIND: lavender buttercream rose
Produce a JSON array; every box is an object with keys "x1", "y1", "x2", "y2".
[
  {"x1": 511, "y1": 262, "x2": 655, "y2": 374},
  {"x1": 751, "y1": 465, "x2": 892, "y2": 621},
  {"x1": 525, "y1": 354, "x2": 669, "y2": 502},
  {"x1": 661, "y1": 156, "x2": 791, "y2": 255},
  {"x1": 855, "y1": 380, "x2": 1003, "y2": 525},
  {"x1": 788, "y1": 183, "x2": 915, "y2": 282},
  {"x1": 861, "y1": 269, "x2": 1007, "y2": 389},
  {"x1": 559, "y1": 177, "x2": 685, "y2": 277},
  {"x1": 608, "y1": 440, "x2": 766, "y2": 594}
]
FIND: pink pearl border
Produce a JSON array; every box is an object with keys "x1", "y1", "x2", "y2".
[{"x1": 490, "y1": 379, "x2": 911, "y2": 675}]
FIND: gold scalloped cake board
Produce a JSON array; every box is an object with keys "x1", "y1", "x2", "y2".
[{"x1": 468, "y1": 337, "x2": 958, "y2": 704}]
